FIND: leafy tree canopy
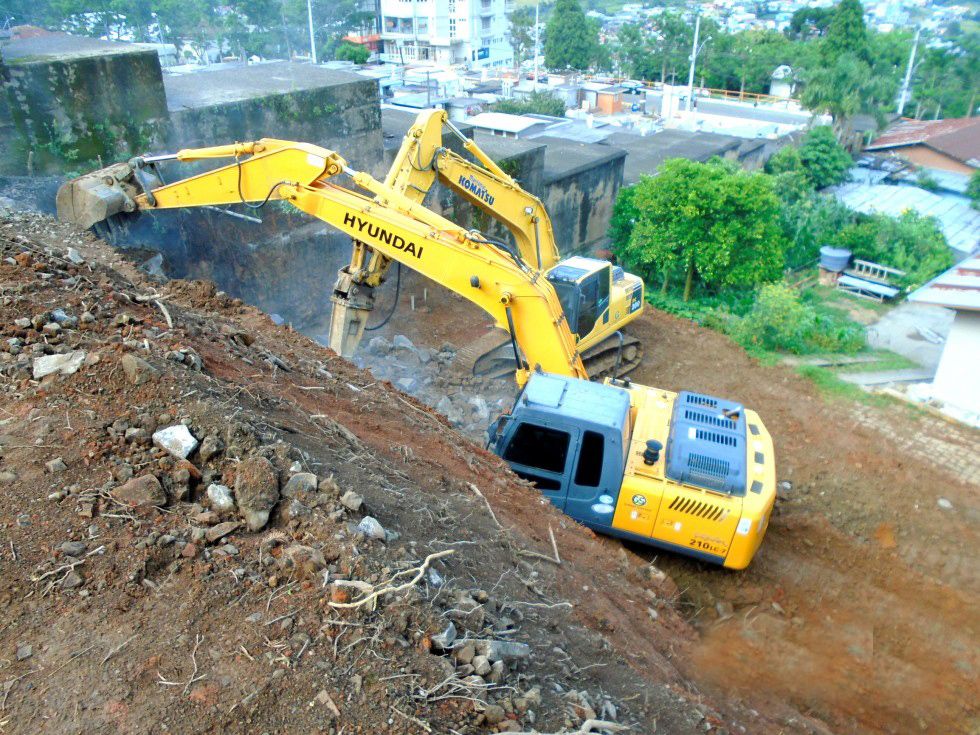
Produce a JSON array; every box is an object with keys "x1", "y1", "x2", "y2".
[
  {"x1": 543, "y1": 0, "x2": 598, "y2": 71},
  {"x1": 613, "y1": 158, "x2": 787, "y2": 301}
]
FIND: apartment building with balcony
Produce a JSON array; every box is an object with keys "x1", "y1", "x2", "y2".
[{"x1": 378, "y1": 0, "x2": 514, "y2": 69}]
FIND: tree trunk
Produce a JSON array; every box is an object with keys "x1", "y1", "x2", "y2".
[
  {"x1": 739, "y1": 76, "x2": 746, "y2": 100},
  {"x1": 683, "y1": 260, "x2": 695, "y2": 302},
  {"x1": 661, "y1": 271, "x2": 670, "y2": 294}
]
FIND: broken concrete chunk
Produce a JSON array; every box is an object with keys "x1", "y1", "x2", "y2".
[
  {"x1": 111, "y1": 474, "x2": 167, "y2": 508},
  {"x1": 340, "y1": 490, "x2": 363, "y2": 512},
  {"x1": 33, "y1": 351, "x2": 86, "y2": 379},
  {"x1": 392, "y1": 334, "x2": 415, "y2": 351},
  {"x1": 45, "y1": 457, "x2": 68, "y2": 474},
  {"x1": 120, "y1": 353, "x2": 159, "y2": 385},
  {"x1": 66, "y1": 247, "x2": 85, "y2": 264},
  {"x1": 206, "y1": 483, "x2": 236, "y2": 512},
  {"x1": 282, "y1": 472, "x2": 317, "y2": 499},
  {"x1": 235, "y1": 455, "x2": 279, "y2": 531},
  {"x1": 357, "y1": 516, "x2": 386, "y2": 541},
  {"x1": 476, "y1": 639, "x2": 531, "y2": 663},
  {"x1": 431, "y1": 622, "x2": 457, "y2": 650},
  {"x1": 152, "y1": 425, "x2": 199, "y2": 459}
]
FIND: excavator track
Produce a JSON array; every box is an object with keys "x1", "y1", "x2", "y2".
[{"x1": 458, "y1": 329, "x2": 643, "y2": 381}]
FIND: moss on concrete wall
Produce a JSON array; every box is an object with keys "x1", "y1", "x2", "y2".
[{"x1": 1, "y1": 49, "x2": 169, "y2": 174}]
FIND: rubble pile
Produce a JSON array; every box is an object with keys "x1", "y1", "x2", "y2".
[{"x1": 0, "y1": 210, "x2": 768, "y2": 734}]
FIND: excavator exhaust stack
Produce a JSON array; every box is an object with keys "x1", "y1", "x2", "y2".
[{"x1": 55, "y1": 161, "x2": 156, "y2": 230}]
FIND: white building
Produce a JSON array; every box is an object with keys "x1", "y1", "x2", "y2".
[
  {"x1": 378, "y1": 0, "x2": 514, "y2": 70},
  {"x1": 907, "y1": 255, "x2": 980, "y2": 424}
]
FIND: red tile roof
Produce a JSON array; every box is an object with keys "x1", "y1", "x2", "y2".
[{"x1": 866, "y1": 117, "x2": 980, "y2": 167}]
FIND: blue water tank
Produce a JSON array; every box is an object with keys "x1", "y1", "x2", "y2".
[{"x1": 819, "y1": 246, "x2": 852, "y2": 273}]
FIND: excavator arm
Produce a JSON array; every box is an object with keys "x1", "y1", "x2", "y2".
[
  {"x1": 327, "y1": 108, "x2": 563, "y2": 362},
  {"x1": 56, "y1": 136, "x2": 589, "y2": 385}
]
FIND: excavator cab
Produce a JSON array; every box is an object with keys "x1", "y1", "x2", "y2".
[{"x1": 490, "y1": 372, "x2": 776, "y2": 570}]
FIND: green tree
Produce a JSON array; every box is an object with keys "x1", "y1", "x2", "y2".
[
  {"x1": 335, "y1": 41, "x2": 369, "y2": 63},
  {"x1": 787, "y1": 7, "x2": 834, "y2": 41},
  {"x1": 509, "y1": 7, "x2": 536, "y2": 72},
  {"x1": 490, "y1": 92, "x2": 567, "y2": 117},
  {"x1": 967, "y1": 170, "x2": 980, "y2": 211},
  {"x1": 823, "y1": 0, "x2": 869, "y2": 63},
  {"x1": 544, "y1": 0, "x2": 598, "y2": 71},
  {"x1": 613, "y1": 159, "x2": 787, "y2": 301},
  {"x1": 798, "y1": 126, "x2": 852, "y2": 188}
]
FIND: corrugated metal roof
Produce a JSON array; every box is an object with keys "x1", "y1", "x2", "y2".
[
  {"x1": 832, "y1": 183, "x2": 980, "y2": 257},
  {"x1": 908, "y1": 256, "x2": 980, "y2": 311},
  {"x1": 866, "y1": 117, "x2": 980, "y2": 167}
]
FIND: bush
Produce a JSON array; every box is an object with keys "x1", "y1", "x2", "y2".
[
  {"x1": 335, "y1": 42, "x2": 369, "y2": 64},
  {"x1": 735, "y1": 283, "x2": 864, "y2": 354},
  {"x1": 767, "y1": 127, "x2": 852, "y2": 191},
  {"x1": 967, "y1": 170, "x2": 980, "y2": 210},
  {"x1": 839, "y1": 211, "x2": 952, "y2": 289},
  {"x1": 490, "y1": 92, "x2": 567, "y2": 117}
]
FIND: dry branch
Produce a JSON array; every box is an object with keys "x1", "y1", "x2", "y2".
[{"x1": 328, "y1": 550, "x2": 454, "y2": 610}]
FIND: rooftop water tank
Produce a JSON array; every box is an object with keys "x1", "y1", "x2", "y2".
[{"x1": 819, "y1": 246, "x2": 851, "y2": 273}]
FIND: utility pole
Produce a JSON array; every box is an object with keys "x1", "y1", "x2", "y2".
[
  {"x1": 896, "y1": 27, "x2": 920, "y2": 116},
  {"x1": 307, "y1": 0, "x2": 318, "y2": 64},
  {"x1": 685, "y1": 14, "x2": 701, "y2": 113},
  {"x1": 533, "y1": 0, "x2": 540, "y2": 88}
]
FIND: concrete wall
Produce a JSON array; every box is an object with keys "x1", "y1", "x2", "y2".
[
  {"x1": 933, "y1": 310, "x2": 980, "y2": 413},
  {"x1": 1, "y1": 37, "x2": 169, "y2": 174}
]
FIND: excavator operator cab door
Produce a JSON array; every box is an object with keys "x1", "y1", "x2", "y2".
[
  {"x1": 546, "y1": 258, "x2": 612, "y2": 340},
  {"x1": 498, "y1": 419, "x2": 579, "y2": 511}
]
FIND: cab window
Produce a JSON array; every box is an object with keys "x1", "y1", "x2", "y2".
[
  {"x1": 577, "y1": 276, "x2": 599, "y2": 336},
  {"x1": 503, "y1": 423, "x2": 570, "y2": 474},
  {"x1": 574, "y1": 430, "x2": 604, "y2": 487}
]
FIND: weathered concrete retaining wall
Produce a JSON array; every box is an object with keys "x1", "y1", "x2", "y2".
[{"x1": 0, "y1": 37, "x2": 168, "y2": 174}]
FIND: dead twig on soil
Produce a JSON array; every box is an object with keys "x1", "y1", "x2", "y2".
[
  {"x1": 328, "y1": 550, "x2": 454, "y2": 611},
  {"x1": 101, "y1": 635, "x2": 137, "y2": 665},
  {"x1": 157, "y1": 634, "x2": 206, "y2": 695},
  {"x1": 391, "y1": 706, "x2": 433, "y2": 732},
  {"x1": 511, "y1": 720, "x2": 630, "y2": 735},
  {"x1": 466, "y1": 483, "x2": 501, "y2": 529}
]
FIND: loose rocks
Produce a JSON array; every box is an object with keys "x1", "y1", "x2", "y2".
[
  {"x1": 120, "y1": 353, "x2": 159, "y2": 385},
  {"x1": 111, "y1": 474, "x2": 167, "y2": 508},
  {"x1": 152, "y1": 425, "x2": 199, "y2": 460},
  {"x1": 33, "y1": 351, "x2": 86, "y2": 379},
  {"x1": 235, "y1": 456, "x2": 279, "y2": 531}
]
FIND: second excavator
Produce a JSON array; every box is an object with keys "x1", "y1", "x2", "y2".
[
  {"x1": 328, "y1": 109, "x2": 644, "y2": 379},
  {"x1": 55, "y1": 109, "x2": 776, "y2": 569}
]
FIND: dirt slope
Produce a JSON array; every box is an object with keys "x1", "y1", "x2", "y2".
[
  {"x1": 627, "y1": 313, "x2": 979, "y2": 735},
  {"x1": 0, "y1": 212, "x2": 792, "y2": 735},
  {"x1": 362, "y1": 268, "x2": 979, "y2": 735}
]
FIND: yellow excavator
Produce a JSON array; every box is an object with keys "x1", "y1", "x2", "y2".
[
  {"x1": 55, "y1": 110, "x2": 776, "y2": 569},
  {"x1": 329, "y1": 109, "x2": 643, "y2": 379}
]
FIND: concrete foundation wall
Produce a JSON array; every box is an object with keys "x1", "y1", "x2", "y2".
[{"x1": 1, "y1": 38, "x2": 168, "y2": 174}]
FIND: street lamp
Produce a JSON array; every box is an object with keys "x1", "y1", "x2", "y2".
[
  {"x1": 307, "y1": 0, "x2": 318, "y2": 64},
  {"x1": 685, "y1": 15, "x2": 711, "y2": 112}
]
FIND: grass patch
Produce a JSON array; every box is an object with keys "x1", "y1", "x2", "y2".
[{"x1": 795, "y1": 365, "x2": 891, "y2": 406}]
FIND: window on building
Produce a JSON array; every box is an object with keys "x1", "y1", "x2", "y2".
[{"x1": 449, "y1": 18, "x2": 456, "y2": 36}]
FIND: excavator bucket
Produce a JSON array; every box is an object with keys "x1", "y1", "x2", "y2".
[{"x1": 55, "y1": 161, "x2": 150, "y2": 230}]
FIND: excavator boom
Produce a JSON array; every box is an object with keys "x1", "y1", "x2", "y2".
[{"x1": 55, "y1": 133, "x2": 588, "y2": 385}]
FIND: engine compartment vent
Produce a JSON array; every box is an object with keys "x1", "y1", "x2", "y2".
[{"x1": 665, "y1": 391, "x2": 747, "y2": 496}]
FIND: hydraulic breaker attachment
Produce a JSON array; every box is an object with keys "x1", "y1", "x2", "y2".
[{"x1": 328, "y1": 268, "x2": 375, "y2": 358}]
